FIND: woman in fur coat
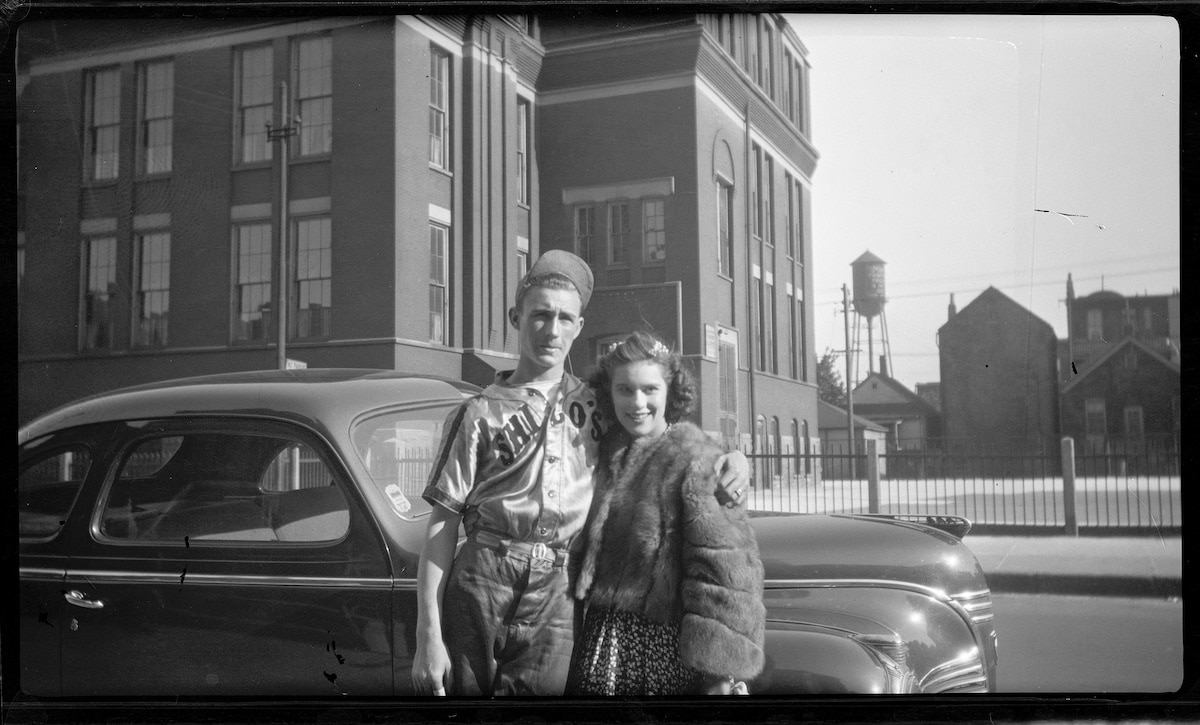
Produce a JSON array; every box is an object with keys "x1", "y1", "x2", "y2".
[{"x1": 566, "y1": 331, "x2": 766, "y2": 696}]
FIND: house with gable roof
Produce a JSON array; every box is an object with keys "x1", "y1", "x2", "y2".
[
  {"x1": 1059, "y1": 336, "x2": 1180, "y2": 464},
  {"x1": 850, "y1": 367, "x2": 942, "y2": 451}
]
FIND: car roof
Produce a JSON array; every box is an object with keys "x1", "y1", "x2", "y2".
[{"x1": 19, "y1": 369, "x2": 481, "y2": 445}]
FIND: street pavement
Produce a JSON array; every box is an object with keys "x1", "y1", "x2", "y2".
[{"x1": 963, "y1": 533, "x2": 1183, "y2": 597}]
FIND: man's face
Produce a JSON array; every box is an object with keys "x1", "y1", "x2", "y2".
[{"x1": 511, "y1": 286, "x2": 584, "y2": 378}]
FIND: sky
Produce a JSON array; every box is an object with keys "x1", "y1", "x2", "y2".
[{"x1": 785, "y1": 14, "x2": 1180, "y2": 390}]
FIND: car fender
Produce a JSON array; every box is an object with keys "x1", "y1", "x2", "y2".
[{"x1": 753, "y1": 624, "x2": 910, "y2": 694}]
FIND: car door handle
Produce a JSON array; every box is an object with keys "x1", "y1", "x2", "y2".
[{"x1": 64, "y1": 590, "x2": 105, "y2": 610}]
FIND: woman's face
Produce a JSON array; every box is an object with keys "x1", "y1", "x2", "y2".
[{"x1": 610, "y1": 359, "x2": 670, "y2": 439}]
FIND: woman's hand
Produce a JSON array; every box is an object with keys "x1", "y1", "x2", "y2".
[
  {"x1": 702, "y1": 674, "x2": 735, "y2": 695},
  {"x1": 411, "y1": 630, "x2": 451, "y2": 695},
  {"x1": 714, "y1": 450, "x2": 750, "y2": 508}
]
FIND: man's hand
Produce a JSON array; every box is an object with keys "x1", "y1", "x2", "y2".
[
  {"x1": 411, "y1": 630, "x2": 451, "y2": 695},
  {"x1": 714, "y1": 450, "x2": 750, "y2": 509}
]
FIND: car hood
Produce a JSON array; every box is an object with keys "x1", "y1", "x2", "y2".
[{"x1": 751, "y1": 513, "x2": 988, "y2": 594}]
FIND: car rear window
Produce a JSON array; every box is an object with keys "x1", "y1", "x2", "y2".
[
  {"x1": 350, "y1": 404, "x2": 454, "y2": 519},
  {"x1": 20, "y1": 446, "x2": 93, "y2": 540},
  {"x1": 100, "y1": 431, "x2": 350, "y2": 544}
]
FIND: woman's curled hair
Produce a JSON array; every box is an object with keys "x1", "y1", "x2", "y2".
[{"x1": 589, "y1": 330, "x2": 698, "y2": 426}]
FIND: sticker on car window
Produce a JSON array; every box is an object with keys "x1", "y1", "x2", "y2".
[{"x1": 385, "y1": 484, "x2": 412, "y2": 515}]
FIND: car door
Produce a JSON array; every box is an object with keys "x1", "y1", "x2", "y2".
[
  {"x1": 19, "y1": 423, "x2": 112, "y2": 697},
  {"x1": 56, "y1": 417, "x2": 398, "y2": 697}
]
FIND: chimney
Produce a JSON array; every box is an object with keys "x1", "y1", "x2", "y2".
[
  {"x1": 879, "y1": 355, "x2": 888, "y2": 377},
  {"x1": 948, "y1": 293, "x2": 957, "y2": 320}
]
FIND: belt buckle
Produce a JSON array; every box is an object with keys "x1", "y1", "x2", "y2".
[{"x1": 530, "y1": 542, "x2": 549, "y2": 562}]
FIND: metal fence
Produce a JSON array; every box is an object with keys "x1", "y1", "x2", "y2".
[{"x1": 744, "y1": 437, "x2": 1180, "y2": 535}]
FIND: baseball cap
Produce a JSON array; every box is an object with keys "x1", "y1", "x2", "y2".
[{"x1": 521, "y1": 249, "x2": 594, "y2": 309}]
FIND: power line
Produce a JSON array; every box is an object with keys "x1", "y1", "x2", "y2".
[{"x1": 815, "y1": 264, "x2": 1179, "y2": 307}]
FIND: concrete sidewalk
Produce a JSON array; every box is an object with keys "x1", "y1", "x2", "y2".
[{"x1": 963, "y1": 534, "x2": 1183, "y2": 598}]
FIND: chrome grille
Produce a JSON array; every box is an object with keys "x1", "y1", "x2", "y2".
[
  {"x1": 920, "y1": 647, "x2": 989, "y2": 693},
  {"x1": 952, "y1": 587, "x2": 994, "y2": 625}
]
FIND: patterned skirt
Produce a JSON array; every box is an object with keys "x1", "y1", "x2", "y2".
[{"x1": 567, "y1": 606, "x2": 702, "y2": 696}]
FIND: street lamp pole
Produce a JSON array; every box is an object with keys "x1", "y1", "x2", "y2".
[{"x1": 267, "y1": 81, "x2": 298, "y2": 371}]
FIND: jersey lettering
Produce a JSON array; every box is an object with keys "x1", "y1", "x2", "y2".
[{"x1": 491, "y1": 404, "x2": 540, "y2": 467}]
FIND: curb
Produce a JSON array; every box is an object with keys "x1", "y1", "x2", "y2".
[{"x1": 986, "y1": 573, "x2": 1181, "y2": 598}]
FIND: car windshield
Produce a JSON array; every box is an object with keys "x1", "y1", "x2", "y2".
[{"x1": 349, "y1": 403, "x2": 455, "y2": 520}]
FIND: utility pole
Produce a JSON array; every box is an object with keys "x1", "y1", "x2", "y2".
[
  {"x1": 843, "y1": 283, "x2": 856, "y2": 478},
  {"x1": 267, "y1": 81, "x2": 298, "y2": 370}
]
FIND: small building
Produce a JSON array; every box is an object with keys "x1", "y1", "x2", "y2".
[
  {"x1": 850, "y1": 369, "x2": 942, "y2": 450},
  {"x1": 817, "y1": 399, "x2": 887, "y2": 479},
  {"x1": 1060, "y1": 337, "x2": 1180, "y2": 466},
  {"x1": 937, "y1": 286, "x2": 1060, "y2": 456}
]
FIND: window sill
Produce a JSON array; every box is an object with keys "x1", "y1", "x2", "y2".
[
  {"x1": 291, "y1": 153, "x2": 332, "y2": 166},
  {"x1": 716, "y1": 272, "x2": 734, "y2": 283},
  {"x1": 136, "y1": 172, "x2": 172, "y2": 182},
  {"x1": 429, "y1": 164, "x2": 453, "y2": 178},
  {"x1": 234, "y1": 161, "x2": 274, "y2": 172},
  {"x1": 81, "y1": 178, "x2": 119, "y2": 189}
]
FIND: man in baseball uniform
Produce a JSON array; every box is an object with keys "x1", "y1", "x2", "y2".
[{"x1": 412, "y1": 250, "x2": 748, "y2": 696}]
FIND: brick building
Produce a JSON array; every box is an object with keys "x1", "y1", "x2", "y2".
[
  {"x1": 17, "y1": 12, "x2": 819, "y2": 465},
  {"x1": 937, "y1": 286, "x2": 1060, "y2": 455},
  {"x1": 1059, "y1": 275, "x2": 1181, "y2": 455}
]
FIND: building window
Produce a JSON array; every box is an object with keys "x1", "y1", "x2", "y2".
[
  {"x1": 766, "y1": 281, "x2": 777, "y2": 374},
  {"x1": 82, "y1": 236, "x2": 117, "y2": 350},
  {"x1": 784, "y1": 172, "x2": 794, "y2": 258},
  {"x1": 608, "y1": 202, "x2": 631, "y2": 266},
  {"x1": 517, "y1": 236, "x2": 529, "y2": 282},
  {"x1": 429, "y1": 223, "x2": 449, "y2": 344},
  {"x1": 718, "y1": 336, "x2": 738, "y2": 447},
  {"x1": 234, "y1": 222, "x2": 273, "y2": 341},
  {"x1": 769, "y1": 416, "x2": 781, "y2": 476},
  {"x1": 85, "y1": 67, "x2": 121, "y2": 180},
  {"x1": 429, "y1": 46, "x2": 450, "y2": 169},
  {"x1": 764, "y1": 156, "x2": 775, "y2": 247},
  {"x1": 765, "y1": 24, "x2": 776, "y2": 100},
  {"x1": 595, "y1": 334, "x2": 626, "y2": 363},
  {"x1": 1142, "y1": 307, "x2": 1154, "y2": 332},
  {"x1": 138, "y1": 60, "x2": 173, "y2": 175},
  {"x1": 1084, "y1": 397, "x2": 1107, "y2": 439},
  {"x1": 517, "y1": 98, "x2": 531, "y2": 205},
  {"x1": 788, "y1": 290, "x2": 798, "y2": 379},
  {"x1": 754, "y1": 276, "x2": 765, "y2": 372},
  {"x1": 294, "y1": 35, "x2": 332, "y2": 156},
  {"x1": 293, "y1": 216, "x2": 332, "y2": 339},
  {"x1": 797, "y1": 295, "x2": 808, "y2": 381},
  {"x1": 752, "y1": 16, "x2": 763, "y2": 86},
  {"x1": 1086, "y1": 308, "x2": 1103, "y2": 341},
  {"x1": 782, "y1": 49, "x2": 793, "y2": 120},
  {"x1": 1124, "y1": 406, "x2": 1144, "y2": 442},
  {"x1": 795, "y1": 181, "x2": 806, "y2": 264},
  {"x1": 718, "y1": 180, "x2": 734, "y2": 278},
  {"x1": 237, "y1": 45, "x2": 274, "y2": 164},
  {"x1": 751, "y1": 145, "x2": 762, "y2": 239},
  {"x1": 643, "y1": 197, "x2": 666, "y2": 263},
  {"x1": 135, "y1": 231, "x2": 170, "y2": 347},
  {"x1": 575, "y1": 205, "x2": 597, "y2": 267}
]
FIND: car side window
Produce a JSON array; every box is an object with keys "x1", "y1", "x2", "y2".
[
  {"x1": 100, "y1": 431, "x2": 349, "y2": 544},
  {"x1": 20, "y1": 446, "x2": 94, "y2": 540}
]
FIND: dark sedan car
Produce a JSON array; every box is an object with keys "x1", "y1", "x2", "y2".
[{"x1": 18, "y1": 369, "x2": 998, "y2": 697}]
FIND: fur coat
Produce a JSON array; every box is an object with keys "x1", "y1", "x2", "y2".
[{"x1": 575, "y1": 422, "x2": 766, "y2": 680}]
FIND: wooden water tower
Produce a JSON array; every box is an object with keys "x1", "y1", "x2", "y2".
[{"x1": 851, "y1": 250, "x2": 892, "y2": 381}]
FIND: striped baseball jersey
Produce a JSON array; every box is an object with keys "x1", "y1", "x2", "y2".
[{"x1": 423, "y1": 371, "x2": 605, "y2": 550}]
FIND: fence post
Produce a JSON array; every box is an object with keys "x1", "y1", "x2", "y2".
[
  {"x1": 1061, "y1": 436, "x2": 1078, "y2": 536},
  {"x1": 866, "y1": 438, "x2": 881, "y2": 513}
]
